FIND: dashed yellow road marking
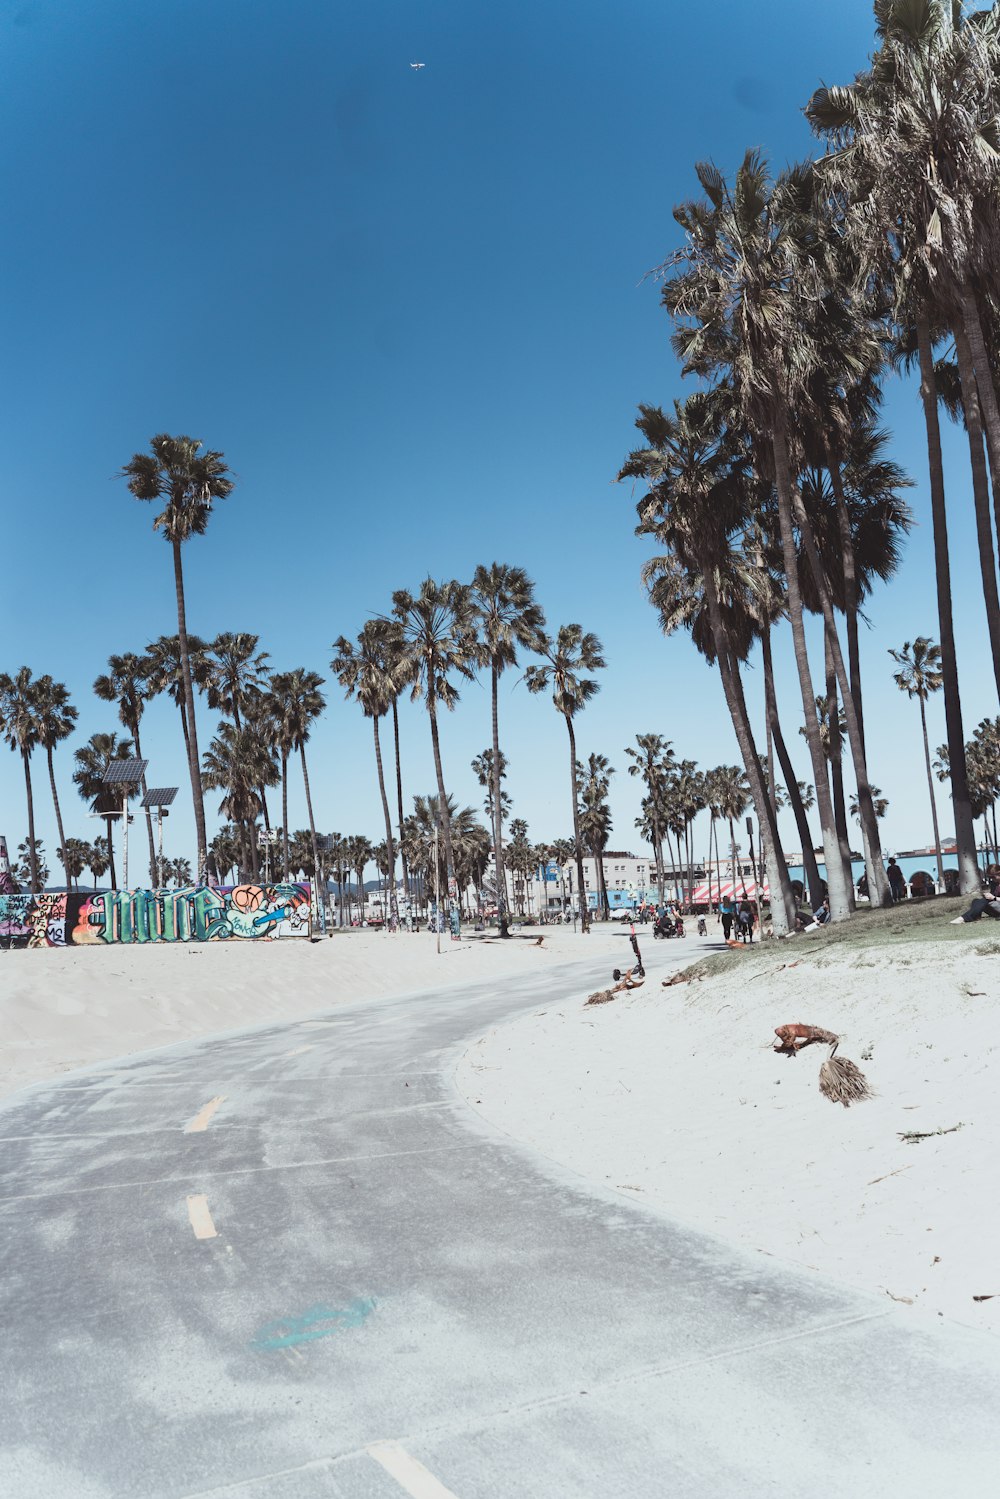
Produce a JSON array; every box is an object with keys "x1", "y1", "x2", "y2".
[
  {"x1": 184, "y1": 1096, "x2": 227, "y2": 1133},
  {"x1": 366, "y1": 1441, "x2": 461, "y2": 1498},
  {"x1": 186, "y1": 1194, "x2": 218, "y2": 1239}
]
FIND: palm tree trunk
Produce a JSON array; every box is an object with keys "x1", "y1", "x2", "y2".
[
  {"x1": 762, "y1": 622, "x2": 823, "y2": 908},
  {"x1": 953, "y1": 320, "x2": 1000, "y2": 703},
  {"x1": 426, "y1": 685, "x2": 457, "y2": 929},
  {"x1": 105, "y1": 815, "x2": 117, "y2": 890},
  {"x1": 391, "y1": 699, "x2": 409, "y2": 900},
  {"x1": 46, "y1": 745, "x2": 69, "y2": 889},
  {"x1": 171, "y1": 538, "x2": 208, "y2": 879},
  {"x1": 958, "y1": 287, "x2": 1000, "y2": 570},
  {"x1": 564, "y1": 714, "x2": 590, "y2": 932},
  {"x1": 490, "y1": 665, "x2": 512, "y2": 938},
  {"x1": 697, "y1": 540, "x2": 793, "y2": 932},
  {"x1": 596, "y1": 845, "x2": 609, "y2": 918},
  {"x1": 770, "y1": 415, "x2": 853, "y2": 922},
  {"x1": 919, "y1": 695, "x2": 945, "y2": 887},
  {"x1": 790, "y1": 475, "x2": 888, "y2": 906},
  {"x1": 281, "y1": 751, "x2": 290, "y2": 880},
  {"x1": 373, "y1": 716, "x2": 398, "y2": 921},
  {"x1": 825, "y1": 630, "x2": 855, "y2": 902},
  {"x1": 22, "y1": 752, "x2": 38, "y2": 890},
  {"x1": 298, "y1": 742, "x2": 324, "y2": 928},
  {"x1": 916, "y1": 311, "x2": 981, "y2": 894},
  {"x1": 828, "y1": 457, "x2": 865, "y2": 747}
]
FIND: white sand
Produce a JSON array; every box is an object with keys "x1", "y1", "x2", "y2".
[
  {"x1": 455, "y1": 933, "x2": 1000, "y2": 1335},
  {"x1": 0, "y1": 925, "x2": 616, "y2": 1102}
]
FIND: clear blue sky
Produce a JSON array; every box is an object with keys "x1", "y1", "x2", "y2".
[{"x1": 1, "y1": 0, "x2": 994, "y2": 876}]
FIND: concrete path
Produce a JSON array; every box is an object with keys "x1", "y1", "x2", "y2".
[{"x1": 1, "y1": 944, "x2": 998, "y2": 1498}]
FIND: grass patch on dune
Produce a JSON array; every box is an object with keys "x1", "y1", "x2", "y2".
[{"x1": 675, "y1": 895, "x2": 977, "y2": 985}]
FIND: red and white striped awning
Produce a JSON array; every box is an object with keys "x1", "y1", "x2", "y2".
[{"x1": 690, "y1": 878, "x2": 769, "y2": 903}]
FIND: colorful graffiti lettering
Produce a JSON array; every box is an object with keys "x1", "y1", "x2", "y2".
[{"x1": 0, "y1": 884, "x2": 311, "y2": 948}]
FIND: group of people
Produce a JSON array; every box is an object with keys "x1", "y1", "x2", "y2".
[{"x1": 718, "y1": 893, "x2": 757, "y2": 943}]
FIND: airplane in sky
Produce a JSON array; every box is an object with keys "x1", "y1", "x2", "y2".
[{"x1": 410, "y1": 62, "x2": 425, "y2": 70}]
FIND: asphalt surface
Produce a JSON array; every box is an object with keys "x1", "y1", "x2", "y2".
[{"x1": 1, "y1": 939, "x2": 998, "y2": 1499}]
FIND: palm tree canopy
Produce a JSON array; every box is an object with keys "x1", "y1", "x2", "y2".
[
  {"x1": 470, "y1": 562, "x2": 546, "y2": 672},
  {"x1": 207, "y1": 633, "x2": 271, "y2": 723},
  {"x1": 331, "y1": 619, "x2": 405, "y2": 720},
  {"x1": 93, "y1": 653, "x2": 153, "y2": 735},
  {"x1": 72, "y1": 732, "x2": 136, "y2": 812},
  {"x1": 144, "y1": 634, "x2": 212, "y2": 707},
  {"x1": 268, "y1": 669, "x2": 326, "y2": 753},
  {"x1": 122, "y1": 434, "x2": 234, "y2": 544},
  {"x1": 0, "y1": 667, "x2": 41, "y2": 757},
  {"x1": 33, "y1": 676, "x2": 78, "y2": 751},
  {"x1": 889, "y1": 636, "x2": 944, "y2": 699},
  {"x1": 391, "y1": 578, "x2": 477, "y2": 711},
  {"x1": 524, "y1": 624, "x2": 605, "y2": 718}
]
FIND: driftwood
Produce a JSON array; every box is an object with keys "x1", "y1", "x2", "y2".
[
  {"x1": 898, "y1": 1123, "x2": 963, "y2": 1143},
  {"x1": 773, "y1": 1023, "x2": 839, "y2": 1055}
]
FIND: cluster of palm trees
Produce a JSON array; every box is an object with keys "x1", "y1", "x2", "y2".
[{"x1": 620, "y1": 0, "x2": 1000, "y2": 931}]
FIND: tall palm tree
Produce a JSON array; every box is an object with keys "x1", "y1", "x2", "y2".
[
  {"x1": 202, "y1": 722, "x2": 278, "y2": 878},
  {"x1": 121, "y1": 435, "x2": 234, "y2": 878},
  {"x1": 0, "y1": 667, "x2": 42, "y2": 890},
  {"x1": 268, "y1": 669, "x2": 326, "y2": 901},
  {"x1": 889, "y1": 637, "x2": 946, "y2": 885},
  {"x1": 525, "y1": 624, "x2": 604, "y2": 934},
  {"x1": 93, "y1": 653, "x2": 158, "y2": 884},
  {"x1": 578, "y1": 753, "x2": 614, "y2": 919},
  {"x1": 470, "y1": 563, "x2": 546, "y2": 938},
  {"x1": 392, "y1": 579, "x2": 477, "y2": 922},
  {"x1": 207, "y1": 633, "x2": 270, "y2": 731},
  {"x1": 144, "y1": 633, "x2": 212, "y2": 762},
  {"x1": 72, "y1": 732, "x2": 135, "y2": 890},
  {"x1": 712, "y1": 765, "x2": 750, "y2": 897},
  {"x1": 621, "y1": 394, "x2": 795, "y2": 930},
  {"x1": 332, "y1": 620, "x2": 406, "y2": 923},
  {"x1": 33, "y1": 676, "x2": 78, "y2": 890},
  {"x1": 624, "y1": 735, "x2": 675, "y2": 902},
  {"x1": 662, "y1": 154, "x2": 887, "y2": 915},
  {"x1": 348, "y1": 835, "x2": 374, "y2": 919}
]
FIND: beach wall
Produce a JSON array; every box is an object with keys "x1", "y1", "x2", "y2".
[{"x1": 0, "y1": 883, "x2": 312, "y2": 948}]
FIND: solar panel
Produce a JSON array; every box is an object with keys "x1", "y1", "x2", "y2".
[
  {"x1": 142, "y1": 787, "x2": 178, "y2": 809},
  {"x1": 102, "y1": 757, "x2": 148, "y2": 787}
]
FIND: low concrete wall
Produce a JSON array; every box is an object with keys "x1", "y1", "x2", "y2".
[{"x1": 0, "y1": 883, "x2": 312, "y2": 948}]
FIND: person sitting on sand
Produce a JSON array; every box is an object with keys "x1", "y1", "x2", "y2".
[{"x1": 950, "y1": 868, "x2": 1000, "y2": 924}]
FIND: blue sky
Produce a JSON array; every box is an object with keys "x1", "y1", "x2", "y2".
[{"x1": 1, "y1": 0, "x2": 995, "y2": 877}]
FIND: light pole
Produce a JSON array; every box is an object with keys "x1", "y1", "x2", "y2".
[{"x1": 434, "y1": 823, "x2": 441, "y2": 955}]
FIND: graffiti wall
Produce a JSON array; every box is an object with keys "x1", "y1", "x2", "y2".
[{"x1": 0, "y1": 883, "x2": 312, "y2": 948}]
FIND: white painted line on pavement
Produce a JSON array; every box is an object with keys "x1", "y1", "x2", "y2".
[
  {"x1": 366, "y1": 1441, "x2": 461, "y2": 1498},
  {"x1": 285, "y1": 1045, "x2": 314, "y2": 1057},
  {"x1": 184, "y1": 1096, "x2": 227, "y2": 1133},
  {"x1": 186, "y1": 1194, "x2": 218, "y2": 1239}
]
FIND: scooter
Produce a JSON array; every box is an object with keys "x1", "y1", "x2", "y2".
[{"x1": 612, "y1": 926, "x2": 645, "y2": 984}]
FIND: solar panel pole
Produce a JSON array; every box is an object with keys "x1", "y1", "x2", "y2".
[
  {"x1": 157, "y1": 807, "x2": 164, "y2": 888},
  {"x1": 122, "y1": 787, "x2": 129, "y2": 889}
]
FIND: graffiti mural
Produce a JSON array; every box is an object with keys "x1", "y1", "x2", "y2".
[{"x1": 0, "y1": 884, "x2": 311, "y2": 948}]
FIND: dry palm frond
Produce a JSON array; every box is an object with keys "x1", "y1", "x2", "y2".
[
  {"x1": 585, "y1": 989, "x2": 617, "y2": 1006},
  {"x1": 819, "y1": 1052, "x2": 871, "y2": 1107}
]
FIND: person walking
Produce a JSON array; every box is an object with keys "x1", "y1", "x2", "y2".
[
  {"x1": 737, "y1": 898, "x2": 755, "y2": 943},
  {"x1": 719, "y1": 894, "x2": 734, "y2": 942},
  {"x1": 887, "y1": 858, "x2": 906, "y2": 903}
]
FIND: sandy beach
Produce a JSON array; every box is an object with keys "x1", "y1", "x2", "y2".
[
  {"x1": 0, "y1": 924, "x2": 624, "y2": 1102},
  {"x1": 456, "y1": 921, "x2": 1000, "y2": 1336}
]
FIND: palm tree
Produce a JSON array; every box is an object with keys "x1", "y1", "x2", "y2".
[
  {"x1": 202, "y1": 722, "x2": 278, "y2": 878},
  {"x1": 71, "y1": 732, "x2": 134, "y2": 889},
  {"x1": 661, "y1": 155, "x2": 887, "y2": 915},
  {"x1": 712, "y1": 766, "x2": 750, "y2": 897},
  {"x1": 57, "y1": 837, "x2": 90, "y2": 890},
  {"x1": 889, "y1": 637, "x2": 946, "y2": 885},
  {"x1": 850, "y1": 787, "x2": 889, "y2": 824},
  {"x1": 621, "y1": 395, "x2": 795, "y2": 930},
  {"x1": 93, "y1": 653, "x2": 158, "y2": 884},
  {"x1": 121, "y1": 435, "x2": 234, "y2": 878},
  {"x1": 392, "y1": 579, "x2": 477, "y2": 923},
  {"x1": 33, "y1": 676, "x2": 78, "y2": 890},
  {"x1": 267, "y1": 669, "x2": 326, "y2": 901},
  {"x1": 806, "y1": 1, "x2": 989, "y2": 893},
  {"x1": 16, "y1": 840, "x2": 48, "y2": 889},
  {"x1": 624, "y1": 735, "x2": 675, "y2": 902},
  {"x1": 470, "y1": 563, "x2": 546, "y2": 937},
  {"x1": 144, "y1": 633, "x2": 212, "y2": 763},
  {"x1": 209, "y1": 825, "x2": 241, "y2": 885},
  {"x1": 348, "y1": 835, "x2": 374, "y2": 919},
  {"x1": 578, "y1": 753, "x2": 614, "y2": 919},
  {"x1": 331, "y1": 620, "x2": 406, "y2": 923},
  {"x1": 525, "y1": 624, "x2": 604, "y2": 934},
  {"x1": 0, "y1": 667, "x2": 42, "y2": 890},
  {"x1": 207, "y1": 633, "x2": 270, "y2": 731},
  {"x1": 87, "y1": 837, "x2": 110, "y2": 890}
]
